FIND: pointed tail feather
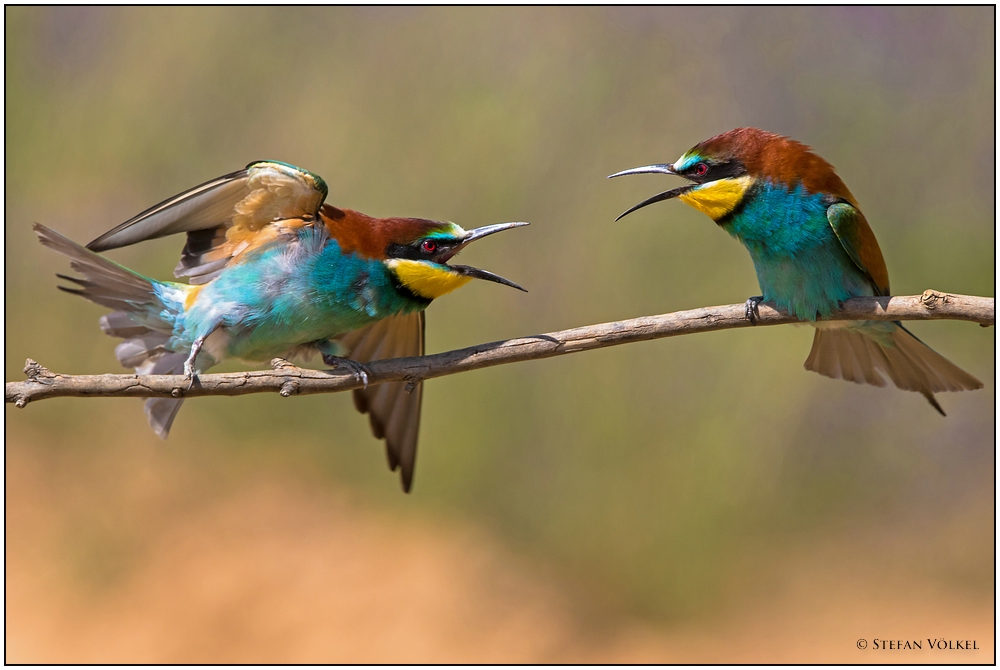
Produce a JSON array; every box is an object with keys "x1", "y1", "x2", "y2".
[
  {"x1": 36, "y1": 224, "x2": 192, "y2": 437},
  {"x1": 99, "y1": 311, "x2": 190, "y2": 437},
  {"x1": 99, "y1": 311, "x2": 157, "y2": 338},
  {"x1": 35, "y1": 223, "x2": 176, "y2": 330},
  {"x1": 804, "y1": 325, "x2": 983, "y2": 415},
  {"x1": 137, "y1": 351, "x2": 189, "y2": 438}
]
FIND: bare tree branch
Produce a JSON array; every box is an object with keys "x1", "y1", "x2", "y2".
[{"x1": 6, "y1": 290, "x2": 993, "y2": 407}]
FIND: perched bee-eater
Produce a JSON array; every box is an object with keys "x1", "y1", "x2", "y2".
[
  {"x1": 610, "y1": 127, "x2": 981, "y2": 413},
  {"x1": 35, "y1": 161, "x2": 527, "y2": 491}
]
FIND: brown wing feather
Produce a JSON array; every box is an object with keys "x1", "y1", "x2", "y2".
[
  {"x1": 336, "y1": 312, "x2": 425, "y2": 492},
  {"x1": 86, "y1": 169, "x2": 251, "y2": 251},
  {"x1": 827, "y1": 202, "x2": 891, "y2": 296},
  {"x1": 87, "y1": 162, "x2": 329, "y2": 284}
]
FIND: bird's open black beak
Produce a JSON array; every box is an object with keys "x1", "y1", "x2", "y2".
[
  {"x1": 607, "y1": 163, "x2": 695, "y2": 221},
  {"x1": 438, "y1": 221, "x2": 529, "y2": 292}
]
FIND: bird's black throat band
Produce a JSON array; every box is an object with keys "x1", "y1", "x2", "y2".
[
  {"x1": 389, "y1": 274, "x2": 433, "y2": 307},
  {"x1": 714, "y1": 180, "x2": 759, "y2": 227}
]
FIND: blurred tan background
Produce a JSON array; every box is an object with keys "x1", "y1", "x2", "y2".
[{"x1": 5, "y1": 6, "x2": 994, "y2": 663}]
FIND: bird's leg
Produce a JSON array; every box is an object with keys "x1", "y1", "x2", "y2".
[
  {"x1": 184, "y1": 324, "x2": 220, "y2": 385},
  {"x1": 744, "y1": 296, "x2": 763, "y2": 325},
  {"x1": 322, "y1": 353, "x2": 371, "y2": 389},
  {"x1": 183, "y1": 335, "x2": 207, "y2": 389}
]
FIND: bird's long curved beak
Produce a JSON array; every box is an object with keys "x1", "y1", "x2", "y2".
[
  {"x1": 608, "y1": 163, "x2": 694, "y2": 221},
  {"x1": 607, "y1": 163, "x2": 677, "y2": 178},
  {"x1": 460, "y1": 221, "x2": 530, "y2": 245},
  {"x1": 439, "y1": 221, "x2": 529, "y2": 292},
  {"x1": 451, "y1": 264, "x2": 526, "y2": 291}
]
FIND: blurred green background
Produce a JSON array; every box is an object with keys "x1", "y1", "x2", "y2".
[{"x1": 5, "y1": 6, "x2": 994, "y2": 662}]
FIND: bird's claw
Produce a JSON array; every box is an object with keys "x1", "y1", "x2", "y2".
[
  {"x1": 745, "y1": 296, "x2": 763, "y2": 325},
  {"x1": 184, "y1": 333, "x2": 209, "y2": 388},
  {"x1": 183, "y1": 364, "x2": 198, "y2": 390},
  {"x1": 323, "y1": 354, "x2": 371, "y2": 389}
]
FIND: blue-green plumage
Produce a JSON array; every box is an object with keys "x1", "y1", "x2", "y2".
[
  {"x1": 180, "y1": 227, "x2": 423, "y2": 364},
  {"x1": 610, "y1": 126, "x2": 982, "y2": 414},
  {"x1": 34, "y1": 160, "x2": 527, "y2": 492},
  {"x1": 723, "y1": 181, "x2": 874, "y2": 321}
]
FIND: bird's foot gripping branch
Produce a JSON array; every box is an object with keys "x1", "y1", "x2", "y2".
[
  {"x1": 32, "y1": 160, "x2": 530, "y2": 492},
  {"x1": 609, "y1": 129, "x2": 986, "y2": 416},
  {"x1": 7, "y1": 291, "x2": 993, "y2": 408}
]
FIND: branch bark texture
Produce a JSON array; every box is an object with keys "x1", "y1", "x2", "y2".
[{"x1": 7, "y1": 291, "x2": 993, "y2": 407}]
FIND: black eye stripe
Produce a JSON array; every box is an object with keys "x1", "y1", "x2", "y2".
[
  {"x1": 685, "y1": 159, "x2": 747, "y2": 182},
  {"x1": 386, "y1": 242, "x2": 424, "y2": 260},
  {"x1": 387, "y1": 239, "x2": 455, "y2": 261}
]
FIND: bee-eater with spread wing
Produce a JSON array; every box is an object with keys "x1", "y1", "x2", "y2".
[
  {"x1": 36, "y1": 161, "x2": 528, "y2": 491},
  {"x1": 610, "y1": 128, "x2": 981, "y2": 414}
]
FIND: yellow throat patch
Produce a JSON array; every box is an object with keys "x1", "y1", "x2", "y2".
[
  {"x1": 388, "y1": 259, "x2": 472, "y2": 300},
  {"x1": 678, "y1": 176, "x2": 753, "y2": 221}
]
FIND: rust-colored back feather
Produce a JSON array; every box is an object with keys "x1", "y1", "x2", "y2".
[
  {"x1": 320, "y1": 205, "x2": 448, "y2": 260},
  {"x1": 697, "y1": 128, "x2": 889, "y2": 292},
  {"x1": 696, "y1": 128, "x2": 858, "y2": 204},
  {"x1": 851, "y1": 213, "x2": 889, "y2": 294},
  {"x1": 827, "y1": 204, "x2": 890, "y2": 294}
]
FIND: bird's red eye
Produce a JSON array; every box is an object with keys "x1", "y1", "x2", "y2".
[
  {"x1": 695, "y1": 163, "x2": 709, "y2": 177},
  {"x1": 421, "y1": 240, "x2": 438, "y2": 254}
]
